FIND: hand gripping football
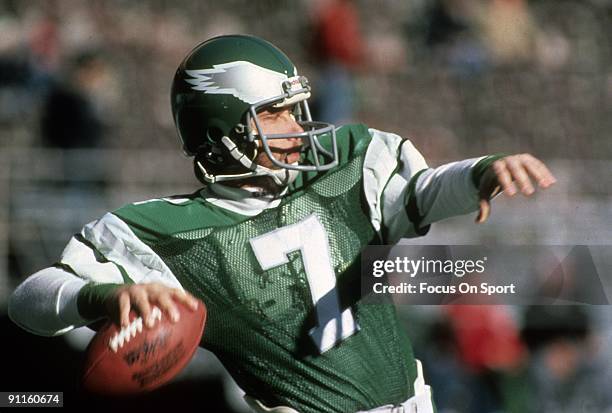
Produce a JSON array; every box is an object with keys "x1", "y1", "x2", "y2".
[{"x1": 82, "y1": 299, "x2": 206, "y2": 395}]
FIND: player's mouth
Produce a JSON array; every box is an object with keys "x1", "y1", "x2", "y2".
[{"x1": 270, "y1": 145, "x2": 303, "y2": 165}]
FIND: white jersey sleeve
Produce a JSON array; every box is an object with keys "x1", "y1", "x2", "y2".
[
  {"x1": 362, "y1": 128, "x2": 485, "y2": 243},
  {"x1": 415, "y1": 158, "x2": 485, "y2": 228},
  {"x1": 63, "y1": 212, "x2": 181, "y2": 287},
  {"x1": 362, "y1": 128, "x2": 428, "y2": 243},
  {"x1": 8, "y1": 212, "x2": 182, "y2": 337}
]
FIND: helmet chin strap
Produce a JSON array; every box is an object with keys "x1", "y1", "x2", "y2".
[{"x1": 221, "y1": 136, "x2": 299, "y2": 186}]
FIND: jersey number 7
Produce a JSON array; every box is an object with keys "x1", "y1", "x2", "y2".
[{"x1": 250, "y1": 214, "x2": 360, "y2": 353}]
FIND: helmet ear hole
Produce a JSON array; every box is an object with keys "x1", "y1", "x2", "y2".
[{"x1": 206, "y1": 126, "x2": 224, "y2": 142}]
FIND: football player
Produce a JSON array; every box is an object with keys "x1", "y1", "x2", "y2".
[{"x1": 9, "y1": 35, "x2": 555, "y2": 413}]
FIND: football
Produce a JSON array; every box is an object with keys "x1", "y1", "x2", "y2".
[{"x1": 82, "y1": 299, "x2": 206, "y2": 395}]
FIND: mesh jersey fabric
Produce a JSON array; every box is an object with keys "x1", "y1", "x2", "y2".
[{"x1": 112, "y1": 124, "x2": 419, "y2": 413}]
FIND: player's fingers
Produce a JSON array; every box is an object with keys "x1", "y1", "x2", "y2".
[
  {"x1": 157, "y1": 294, "x2": 180, "y2": 323},
  {"x1": 172, "y1": 289, "x2": 199, "y2": 311},
  {"x1": 131, "y1": 288, "x2": 154, "y2": 328},
  {"x1": 505, "y1": 156, "x2": 535, "y2": 195},
  {"x1": 492, "y1": 160, "x2": 516, "y2": 196},
  {"x1": 476, "y1": 198, "x2": 491, "y2": 224},
  {"x1": 521, "y1": 155, "x2": 557, "y2": 188},
  {"x1": 118, "y1": 291, "x2": 131, "y2": 328}
]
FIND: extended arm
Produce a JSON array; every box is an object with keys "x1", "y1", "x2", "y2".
[
  {"x1": 410, "y1": 154, "x2": 555, "y2": 232},
  {"x1": 362, "y1": 128, "x2": 555, "y2": 243}
]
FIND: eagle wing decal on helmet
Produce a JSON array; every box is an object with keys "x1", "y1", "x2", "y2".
[{"x1": 184, "y1": 61, "x2": 288, "y2": 105}]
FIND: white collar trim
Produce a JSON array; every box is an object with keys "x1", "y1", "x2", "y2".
[{"x1": 201, "y1": 184, "x2": 283, "y2": 216}]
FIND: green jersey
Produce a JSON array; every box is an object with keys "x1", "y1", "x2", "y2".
[
  {"x1": 112, "y1": 124, "x2": 419, "y2": 412},
  {"x1": 48, "y1": 123, "x2": 488, "y2": 412}
]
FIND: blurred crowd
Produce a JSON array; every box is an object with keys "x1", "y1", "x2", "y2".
[
  {"x1": 1, "y1": 1, "x2": 611, "y2": 412},
  {"x1": 0, "y1": 0, "x2": 610, "y2": 156}
]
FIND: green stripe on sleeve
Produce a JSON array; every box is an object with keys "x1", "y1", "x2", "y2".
[
  {"x1": 72, "y1": 234, "x2": 134, "y2": 284},
  {"x1": 404, "y1": 168, "x2": 431, "y2": 236},
  {"x1": 58, "y1": 235, "x2": 135, "y2": 320},
  {"x1": 380, "y1": 155, "x2": 405, "y2": 243}
]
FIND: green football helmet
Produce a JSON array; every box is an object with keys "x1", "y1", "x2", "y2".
[{"x1": 171, "y1": 34, "x2": 338, "y2": 185}]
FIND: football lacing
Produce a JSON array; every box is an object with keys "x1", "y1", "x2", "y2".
[{"x1": 108, "y1": 307, "x2": 162, "y2": 353}]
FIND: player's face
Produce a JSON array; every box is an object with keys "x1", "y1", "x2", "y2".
[{"x1": 253, "y1": 106, "x2": 304, "y2": 168}]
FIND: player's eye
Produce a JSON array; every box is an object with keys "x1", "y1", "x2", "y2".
[{"x1": 256, "y1": 110, "x2": 275, "y2": 122}]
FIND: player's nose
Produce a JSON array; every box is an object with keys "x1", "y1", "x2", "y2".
[{"x1": 288, "y1": 118, "x2": 304, "y2": 134}]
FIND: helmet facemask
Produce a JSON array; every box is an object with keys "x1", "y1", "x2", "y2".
[
  {"x1": 247, "y1": 76, "x2": 338, "y2": 173},
  {"x1": 197, "y1": 75, "x2": 338, "y2": 186}
]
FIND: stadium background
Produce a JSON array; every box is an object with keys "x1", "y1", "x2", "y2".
[{"x1": 0, "y1": 0, "x2": 611, "y2": 412}]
